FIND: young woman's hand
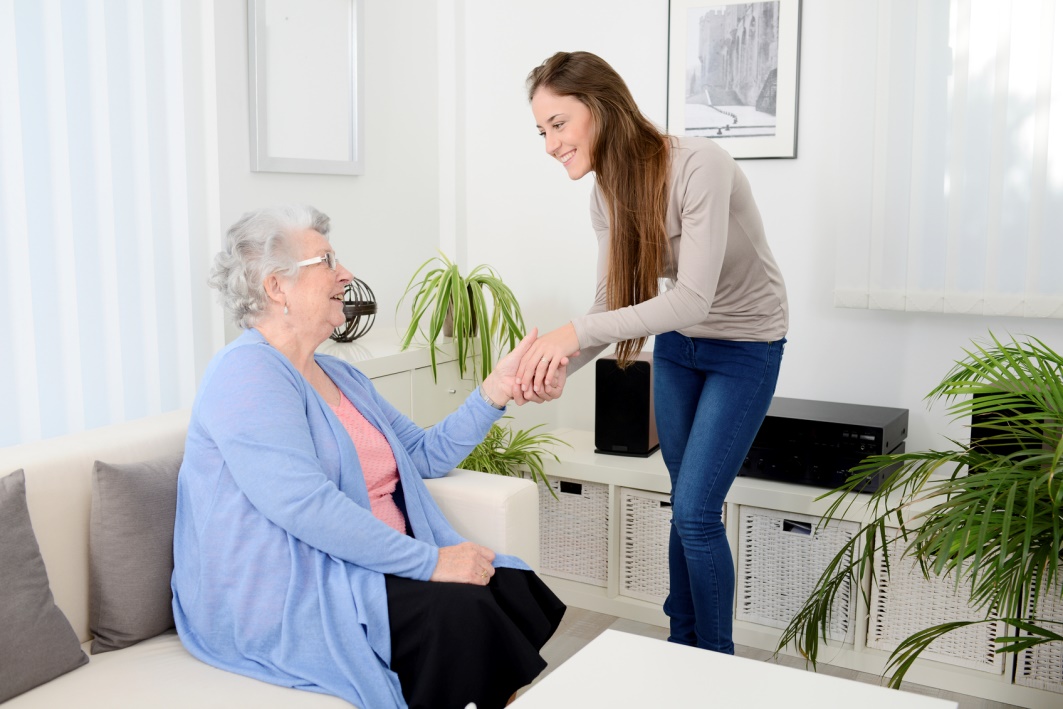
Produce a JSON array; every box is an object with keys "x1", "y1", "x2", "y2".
[
  {"x1": 430, "y1": 542, "x2": 496, "y2": 585},
  {"x1": 515, "y1": 324, "x2": 580, "y2": 397},
  {"x1": 512, "y1": 360, "x2": 569, "y2": 404},
  {"x1": 479, "y1": 329, "x2": 537, "y2": 407}
]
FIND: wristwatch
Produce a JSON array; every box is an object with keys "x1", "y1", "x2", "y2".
[{"x1": 478, "y1": 385, "x2": 505, "y2": 410}]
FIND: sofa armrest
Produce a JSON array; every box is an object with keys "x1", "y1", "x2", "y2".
[{"x1": 423, "y1": 469, "x2": 540, "y2": 571}]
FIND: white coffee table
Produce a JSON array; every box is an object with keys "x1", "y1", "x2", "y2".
[{"x1": 513, "y1": 630, "x2": 958, "y2": 708}]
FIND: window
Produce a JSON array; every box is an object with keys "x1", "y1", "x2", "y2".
[
  {"x1": 0, "y1": 0, "x2": 222, "y2": 445},
  {"x1": 833, "y1": 0, "x2": 1063, "y2": 318}
]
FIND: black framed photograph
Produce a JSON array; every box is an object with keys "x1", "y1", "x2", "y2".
[{"x1": 667, "y1": 0, "x2": 802, "y2": 159}]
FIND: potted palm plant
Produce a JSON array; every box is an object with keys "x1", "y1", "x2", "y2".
[
  {"x1": 459, "y1": 418, "x2": 569, "y2": 498},
  {"x1": 779, "y1": 332, "x2": 1063, "y2": 686},
  {"x1": 398, "y1": 253, "x2": 525, "y2": 382}
]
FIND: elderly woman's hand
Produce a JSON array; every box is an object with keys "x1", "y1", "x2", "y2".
[{"x1": 431, "y1": 542, "x2": 497, "y2": 585}]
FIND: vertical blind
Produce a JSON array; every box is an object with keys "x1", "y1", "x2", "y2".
[
  {"x1": 0, "y1": 0, "x2": 222, "y2": 446},
  {"x1": 833, "y1": 0, "x2": 1063, "y2": 318}
]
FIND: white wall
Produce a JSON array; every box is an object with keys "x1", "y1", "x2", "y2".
[
  {"x1": 453, "y1": 0, "x2": 1063, "y2": 451},
  {"x1": 212, "y1": 0, "x2": 442, "y2": 341},
  {"x1": 206, "y1": 1, "x2": 1063, "y2": 452},
  {"x1": 447, "y1": 0, "x2": 670, "y2": 435}
]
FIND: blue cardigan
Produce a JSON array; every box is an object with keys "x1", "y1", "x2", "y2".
[{"x1": 171, "y1": 329, "x2": 524, "y2": 708}]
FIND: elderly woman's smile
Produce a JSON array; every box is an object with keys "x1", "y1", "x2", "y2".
[{"x1": 285, "y1": 227, "x2": 354, "y2": 337}]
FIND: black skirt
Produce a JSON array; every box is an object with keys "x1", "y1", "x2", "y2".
[{"x1": 386, "y1": 568, "x2": 566, "y2": 709}]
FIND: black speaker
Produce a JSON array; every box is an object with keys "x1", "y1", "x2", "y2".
[
  {"x1": 970, "y1": 391, "x2": 1038, "y2": 459},
  {"x1": 595, "y1": 353, "x2": 659, "y2": 457}
]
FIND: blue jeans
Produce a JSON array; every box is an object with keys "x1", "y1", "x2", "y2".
[{"x1": 653, "y1": 332, "x2": 785, "y2": 653}]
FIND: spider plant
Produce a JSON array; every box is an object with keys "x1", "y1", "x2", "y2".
[
  {"x1": 398, "y1": 253, "x2": 525, "y2": 382},
  {"x1": 459, "y1": 418, "x2": 569, "y2": 497},
  {"x1": 778, "y1": 332, "x2": 1063, "y2": 687}
]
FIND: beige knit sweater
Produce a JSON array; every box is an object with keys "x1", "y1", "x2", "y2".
[{"x1": 568, "y1": 136, "x2": 789, "y2": 374}]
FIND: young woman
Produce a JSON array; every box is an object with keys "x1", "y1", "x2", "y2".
[{"x1": 517, "y1": 51, "x2": 788, "y2": 654}]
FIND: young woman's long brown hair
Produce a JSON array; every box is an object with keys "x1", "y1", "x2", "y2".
[{"x1": 527, "y1": 52, "x2": 670, "y2": 367}]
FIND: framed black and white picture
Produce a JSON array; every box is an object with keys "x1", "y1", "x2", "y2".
[{"x1": 667, "y1": 0, "x2": 802, "y2": 159}]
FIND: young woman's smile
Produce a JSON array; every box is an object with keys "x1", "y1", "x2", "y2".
[{"x1": 531, "y1": 89, "x2": 595, "y2": 180}]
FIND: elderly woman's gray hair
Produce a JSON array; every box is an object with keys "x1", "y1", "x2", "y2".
[{"x1": 209, "y1": 205, "x2": 331, "y2": 328}]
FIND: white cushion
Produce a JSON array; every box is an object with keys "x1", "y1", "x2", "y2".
[{"x1": 2, "y1": 633, "x2": 350, "y2": 709}]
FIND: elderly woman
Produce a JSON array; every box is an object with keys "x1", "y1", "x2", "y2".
[{"x1": 171, "y1": 206, "x2": 565, "y2": 709}]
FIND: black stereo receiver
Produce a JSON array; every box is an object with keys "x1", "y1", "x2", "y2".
[{"x1": 738, "y1": 397, "x2": 908, "y2": 493}]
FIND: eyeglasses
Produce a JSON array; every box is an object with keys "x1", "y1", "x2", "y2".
[{"x1": 295, "y1": 252, "x2": 338, "y2": 271}]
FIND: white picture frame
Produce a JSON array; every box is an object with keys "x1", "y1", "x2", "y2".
[
  {"x1": 667, "y1": 0, "x2": 802, "y2": 159},
  {"x1": 247, "y1": 0, "x2": 365, "y2": 175}
]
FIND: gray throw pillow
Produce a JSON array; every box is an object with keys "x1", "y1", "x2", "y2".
[
  {"x1": 89, "y1": 451, "x2": 183, "y2": 654},
  {"x1": 0, "y1": 469, "x2": 89, "y2": 702}
]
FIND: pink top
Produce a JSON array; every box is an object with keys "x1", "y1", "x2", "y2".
[{"x1": 330, "y1": 392, "x2": 407, "y2": 535}]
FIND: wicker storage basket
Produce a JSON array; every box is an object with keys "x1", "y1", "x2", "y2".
[
  {"x1": 538, "y1": 476, "x2": 609, "y2": 586},
  {"x1": 1015, "y1": 577, "x2": 1063, "y2": 693},
  {"x1": 619, "y1": 488, "x2": 672, "y2": 603},
  {"x1": 867, "y1": 527, "x2": 1004, "y2": 673},
  {"x1": 618, "y1": 488, "x2": 728, "y2": 604},
  {"x1": 736, "y1": 506, "x2": 859, "y2": 643}
]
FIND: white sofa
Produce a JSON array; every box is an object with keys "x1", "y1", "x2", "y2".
[{"x1": 1, "y1": 409, "x2": 540, "y2": 708}]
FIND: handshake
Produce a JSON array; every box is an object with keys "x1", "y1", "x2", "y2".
[{"x1": 478, "y1": 325, "x2": 581, "y2": 407}]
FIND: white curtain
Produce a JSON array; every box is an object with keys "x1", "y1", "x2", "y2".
[
  {"x1": 833, "y1": 0, "x2": 1063, "y2": 318},
  {"x1": 0, "y1": 0, "x2": 222, "y2": 446}
]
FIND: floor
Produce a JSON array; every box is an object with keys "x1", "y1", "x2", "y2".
[{"x1": 517, "y1": 607, "x2": 1023, "y2": 708}]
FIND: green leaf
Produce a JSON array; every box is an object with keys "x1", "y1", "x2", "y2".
[
  {"x1": 396, "y1": 252, "x2": 527, "y2": 383},
  {"x1": 777, "y1": 331, "x2": 1063, "y2": 686},
  {"x1": 458, "y1": 419, "x2": 569, "y2": 498}
]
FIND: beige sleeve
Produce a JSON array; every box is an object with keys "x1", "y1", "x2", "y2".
[
  {"x1": 563, "y1": 188, "x2": 611, "y2": 375},
  {"x1": 570, "y1": 156, "x2": 733, "y2": 351}
]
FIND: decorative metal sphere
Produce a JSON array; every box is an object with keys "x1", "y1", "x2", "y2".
[{"x1": 330, "y1": 277, "x2": 377, "y2": 342}]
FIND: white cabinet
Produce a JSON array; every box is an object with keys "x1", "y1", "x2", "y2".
[
  {"x1": 411, "y1": 363, "x2": 475, "y2": 428},
  {"x1": 539, "y1": 427, "x2": 1060, "y2": 708},
  {"x1": 368, "y1": 371, "x2": 413, "y2": 418},
  {"x1": 537, "y1": 429, "x2": 672, "y2": 628}
]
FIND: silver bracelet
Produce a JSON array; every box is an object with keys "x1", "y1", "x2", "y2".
[{"x1": 478, "y1": 385, "x2": 505, "y2": 410}]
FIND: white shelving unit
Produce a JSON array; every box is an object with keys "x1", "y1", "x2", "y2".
[{"x1": 538, "y1": 428, "x2": 1059, "y2": 708}]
